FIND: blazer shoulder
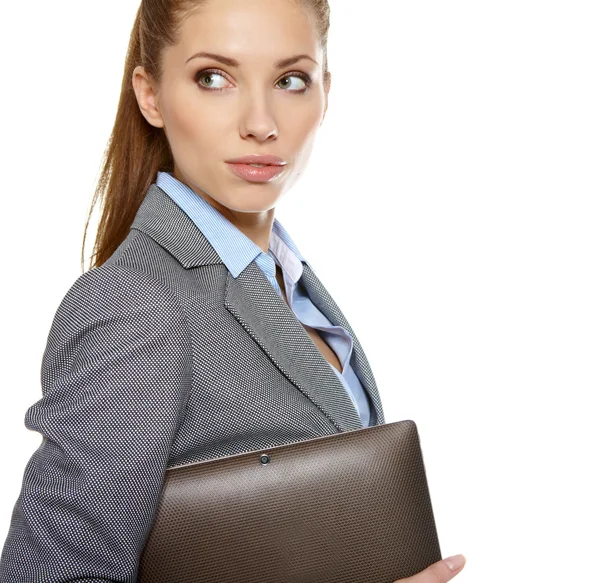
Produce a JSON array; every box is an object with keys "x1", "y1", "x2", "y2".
[{"x1": 48, "y1": 261, "x2": 191, "y2": 350}]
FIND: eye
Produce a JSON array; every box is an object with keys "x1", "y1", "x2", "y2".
[
  {"x1": 194, "y1": 69, "x2": 313, "y2": 93},
  {"x1": 195, "y1": 69, "x2": 230, "y2": 90},
  {"x1": 276, "y1": 73, "x2": 312, "y2": 93}
]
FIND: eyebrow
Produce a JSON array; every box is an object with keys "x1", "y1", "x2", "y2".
[{"x1": 185, "y1": 51, "x2": 318, "y2": 68}]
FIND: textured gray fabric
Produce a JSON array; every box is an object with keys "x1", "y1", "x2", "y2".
[{"x1": 0, "y1": 183, "x2": 386, "y2": 582}]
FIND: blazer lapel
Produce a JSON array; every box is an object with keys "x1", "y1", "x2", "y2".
[
  {"x1": 300, "y1": 263, "x2": 386, "y2": 426},
  {"x1": 130, "y1": 184, "x2": 380, "y2": 432},
  {"x1": 223, "y1": 261, "x2": 364, "y2": 432}
]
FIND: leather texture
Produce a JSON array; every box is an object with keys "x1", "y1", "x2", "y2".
[
  {"x1": 1, "y1": 183, "x2": 389, "y2": 582},
  {"x1": 138, "y1": 419, "x2": 441, "y2": 583}
]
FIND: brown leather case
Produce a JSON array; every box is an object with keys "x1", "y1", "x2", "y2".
[{"x1": 138, "y1": 420, "x2": 442, "y2": 583}]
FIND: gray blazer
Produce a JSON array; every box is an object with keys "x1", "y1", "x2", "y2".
[{"x1": 0, "y1": 183, "x2": 386, "y2": 582}]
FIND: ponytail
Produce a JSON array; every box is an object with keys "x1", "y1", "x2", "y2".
[{"x1": 81, "y1": 4, "x2": 173, "y2": 271}]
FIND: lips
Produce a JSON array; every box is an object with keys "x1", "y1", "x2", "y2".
[
  {"x1": 226, "y1": 162, "x2": 287, "y2": 183},
  {"x1": 225, "y1": 154, "x2": 286, "y2": 166}
]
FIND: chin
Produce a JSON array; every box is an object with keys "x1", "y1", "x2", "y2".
[
  {"x1": 223, "y1": 198, "x2": 279, "y2": 213},
  {"x1": 219, "y1": 186, "x2": 282, "y2": 210}
]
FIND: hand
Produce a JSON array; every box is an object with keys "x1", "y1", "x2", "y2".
[{"x1": 393, "y1": 554, "x2": 467, "y2": 583}]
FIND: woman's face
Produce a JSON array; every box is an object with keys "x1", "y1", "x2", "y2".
[{"x1": 134, "y1": 0, "x2": 329, "y2": 215}]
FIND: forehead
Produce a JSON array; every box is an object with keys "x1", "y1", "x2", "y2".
[{"x1": 173, "y1": 0, "x2": 321, "y2": 65}]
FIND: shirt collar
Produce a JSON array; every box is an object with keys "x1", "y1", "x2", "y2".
[{"x1": 155, "y1": 171, "x2": 307, "y2": 283}]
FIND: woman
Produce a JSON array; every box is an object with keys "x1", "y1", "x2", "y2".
[{"x1": 0, "y1": 0, "x2": 466, "y2": 581}]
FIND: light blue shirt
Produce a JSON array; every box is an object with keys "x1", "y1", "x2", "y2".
[{"x1": 155, "y1": 171, "x2": 373, "y2": 427}]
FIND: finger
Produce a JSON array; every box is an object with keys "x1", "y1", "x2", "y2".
[{"x1": 398, "y1": 554, "x2": 467, "y2": 583}]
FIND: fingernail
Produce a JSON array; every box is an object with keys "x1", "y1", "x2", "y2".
[{"x1": 444, "y1": 554, "x2": 466, "y2": 571}]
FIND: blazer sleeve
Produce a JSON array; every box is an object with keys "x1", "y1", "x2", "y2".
[{"x1": 0, "y1": 264, "x2": 194, "y2": 583}]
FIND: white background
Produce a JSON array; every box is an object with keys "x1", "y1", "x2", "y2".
[{"x1": 1, "y1": 1, "x2": 598, "y2": 582}]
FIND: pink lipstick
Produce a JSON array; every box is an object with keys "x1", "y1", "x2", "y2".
[{"x1": 225, "y1": 154, "x2": 287, "y2": 184}]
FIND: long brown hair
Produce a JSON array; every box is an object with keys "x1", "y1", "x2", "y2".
[{"x1": 81, "y1": 0, "x2": 332, "y2": 271}]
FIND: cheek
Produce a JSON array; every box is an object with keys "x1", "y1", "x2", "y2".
[
  {"x1": 286, "y1": 99, "x2": 323, "y2": 142},
  {"x1": 287, "y1": 108, "x2": 322, "y2": 158},
  {"x1": 163, "y1": 92, "x2": 221, "y2": 157}
]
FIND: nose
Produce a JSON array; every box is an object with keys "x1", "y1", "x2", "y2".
[{"x1": 239, "y1": 95, "x2": 279, "y2": 141}]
